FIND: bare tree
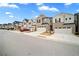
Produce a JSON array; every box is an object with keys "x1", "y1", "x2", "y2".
[{"x1": 49, "y1": 17, "x2": 53, "y2": 34}]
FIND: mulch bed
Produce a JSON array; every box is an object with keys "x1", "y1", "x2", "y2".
[{"x1": 40, "y1": 31, "x2": 54, "y2": 36}]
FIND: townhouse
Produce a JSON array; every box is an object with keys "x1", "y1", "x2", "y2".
[
  {"x1": 13, "y1": 21, "x2": 23, "y2": 30},
  {"x1": 53, "y1": 13, "x2": 75, "y2": 34},
  {"x1": 36, "y1": 14, "x2": 49, "y2": 28},
  {"x1": 7, "y1": 23, "x2": 14, "y2": 30},
  {"x1": 74, "y1": 13, "x2": 79, "y2": 35},
  {"x1": 0, "y1": 24, "x2": 2, "y2": 29}
]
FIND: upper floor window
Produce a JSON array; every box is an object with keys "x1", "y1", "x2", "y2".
[
  {"x1": 65, "y1": 18, "x2": 67, "y2": 20},
  {"x1": 59, "y1": 27, "x2": 61, "y2": 29},
  {"x1": 37, "y1": 20, "x2": 38, "y2": 23},
  {"x1": 69, "y1": 18, "x2": 71, "y2": 20},
  {"x1": 39, "y1": 20, "x2": 40, "y2": 23},
  {"x1": 55, "y1": 19, "x2": 57, "y2": 23},
  {"x1": 37, "y1": 19, "x2": 40, "y2": 23}
]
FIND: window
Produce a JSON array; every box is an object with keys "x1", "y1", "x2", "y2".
[
  {"x1": 55, "y1": 19, "x2": 57, "y2": 23},
  {"x1": 59, "y1": 18, "x2": 61, "y2": 22},
  {"x1": 55, "y1": 27, "x2": 57, "y2": 29},
  {"x1": 63, "y1": 27, "x2": 66, "y2": 29},
  {"x1": 37, "y1": 20, "x2": 39, "y2": 23},
  {"x1": 69, "y1": 18, "x2": 71, "y2": 20},
  {"x1": 65, "y1": 18, "x2": 67, "y2": 20},
  {"x1": 67, "y1": 27, "x2": 71, "y2": 29},
  {"x1": 39, "y1": 20, "x2": 40, "y2": 23},
  {"x1": 59, "y1": 27, "x2": 61, "y2": 29}
]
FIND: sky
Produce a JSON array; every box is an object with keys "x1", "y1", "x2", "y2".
[{"x1": 0, "y1": 3, "x2": 79, "y2": 24}]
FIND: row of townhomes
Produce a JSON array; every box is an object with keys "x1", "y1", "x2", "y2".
[
  {"x1": 53, "y1": 13, "x2": 75, "y2": 34},
  {"x1": 0, "y1": 13, "x2": 79, "y2": 35}
]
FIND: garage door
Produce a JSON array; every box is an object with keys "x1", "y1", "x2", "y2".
[{"x1": 54, "y1": 28, "x2": 72, "y2": 34}]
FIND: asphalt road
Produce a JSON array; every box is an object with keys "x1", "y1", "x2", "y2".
[{"x1": 0, "y1": 30, "x2": 79, "y2": 56}]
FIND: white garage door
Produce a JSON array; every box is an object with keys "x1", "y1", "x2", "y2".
[{"x1": 54, "y1": 28, "x2": 72, "y2": 34}]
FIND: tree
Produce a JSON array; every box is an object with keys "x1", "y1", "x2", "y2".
[{"x1": 49, "y1": 17, "x2": 53, "y2": 34}]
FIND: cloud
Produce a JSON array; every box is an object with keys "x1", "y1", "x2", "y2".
[
  {"x1": 36, "y1": 3, "x2": 43, "y2": 6},
  {"x1": 0, "y1": 3, "x2": 19, "y2": 8},
  {"x1": 5, "y1": 12, "x2": 12, "y2": 15},
  {"x1": 19, "y1": 3, "x2": 29, "y2": 5},
  {"x1": 49, "y1": 8, "x2": 59, "y2": 12},
  {"x1": 38, "y1": 5, "x2": 59, "y2": 12},
  {"x1": 9, "y1": 15, "x2": 14, "y2": 18},
  {"x1": 32, "y1": 10, "x2": 35, "y2": 13},
  {"x1": 35, "y1": 15, "x2": 38, "y2": 18},
  {"x1": 64, "y1": 3, "x2": 72, "y2": 6},
  {"x1": 39, "y1": 5, "x2": 49, "y2": 10},
  {"x1": 76, "y1": 9, "x2": 79, "y2": 12}
]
